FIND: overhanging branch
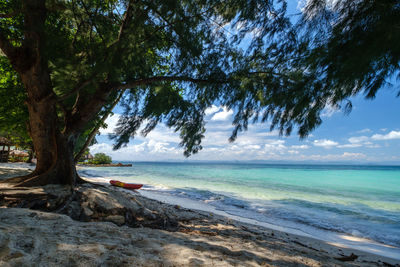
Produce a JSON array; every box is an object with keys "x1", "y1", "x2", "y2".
[
  {"x1": 118, "y1": 0, "x2": 134, "y2": 40},
  {"x1": 74, "y1": 89, "x2": 124, "y2": 162},
  {"x1": 114, "y1": 76, "x2": 226, "y2": 90},
  {"x1": 58, "y1": 78, "x2": 93, "y2": 101}
]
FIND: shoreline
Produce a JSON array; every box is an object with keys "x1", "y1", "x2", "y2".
[
  {"x1": 84, "y1": 175, "x2": 400, "y2": 261},
  {"x1": 139, "y1": 189, "x2": 400, "y2": 261},
  {"x1": 77, "y1": 164, "x2": 400, "y2": 261},
  {"x1": 1, "y1": 164, "x2": 400, "y2": 266}
]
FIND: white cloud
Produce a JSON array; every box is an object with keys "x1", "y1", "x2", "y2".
[
  {"x1": 263, "y1": 139, "x2": 286, "y2": 152},
  {"x1": 356, "y1": 128, "x2": 371, "y2": 134},
  {"x1": 202, "y1": 122, "x2": 281, "y2": 147},
  {"x1": 321, "y1": 105, "x2": 339, "y2": 118},
  {"x1": 205, "y1": 105, "x2": 220, "y2": 116},
  {"x1": 291, "y1": 145, "x2": 310, "y2": 149},
  {"x1": 305, "y1": 152, "x2": 367, "y2": 161},
  {"x1": 365, "y1": 143, "x2": 381, "y2": 148},
  {"x1": 298, "y1": 0, "x2": 341, "y2": 15},
  {"x1": 93, "y1": 110, "x2": 397, "y2": 163},
  {"x1": 245, "y1": 144, "x2": 261, "y2": 150},
  {"x1": 313, "y1": 139, "x2": 338, "y2": 148},
  {"x1": 338, "y1": 135, "x2": 381, "y2": 148},
  {"x1": 99, "y1": 114, "x2": 121, "y2": 134},
  {"x1": 348, "y1": 136, "x2": 369, "y2": 144},
  {"x1": 142, "y1": 125, "x2": 180, "y2": 143},
  {"x1": 341, "y1": 152, "x2": 367, "y2": 159},
  {"x1": 337, "y1": 143, "x2": 362, "y2": 148},
  {"x1": 100, "y1": 114, "x2": 181, "y2": 143},
  {"x1": 202, "y1": 130, "x2": 232, "y2": 146},
  {"x1": 211, "y1": 107, "x2": 233, "y2": 121},
  {"x1": 90, "y1": 141, "x2": 180, "y2": 161},
  {"x1": 371, "y1": 131, "x2": 400, "y2": 141}
]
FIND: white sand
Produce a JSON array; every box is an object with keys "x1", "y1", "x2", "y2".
[{"x1": 1, "y1": 164, "x2": 399, "y2": 266}]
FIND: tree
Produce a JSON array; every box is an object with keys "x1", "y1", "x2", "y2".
[
  {"x1": 291, "y1": 0, "x2": 400, "y2": 116},
  {"x1": 0, "y1": 56, "x2": 33, "y2": 160},
  {"x1": 74, "y1": 89, "x2": 124, "y2": 163},
  {"x1": 1, "y1": 0, "x2": 397, "y2": 187},
  {"x1": 89, "y1": 153, "x2": 112, "y2": 165},
  {"x1": 0, "y1": 0, "x2": 297, "y2": 186}
]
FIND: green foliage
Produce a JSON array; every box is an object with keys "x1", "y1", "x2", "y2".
[
  {"x1": 76, "y1": 148, "x2": 90, "y2": 163},
  {"x1": 74, "y1": 123, "x2": 98, "y2": 154},
  {"x1": 1, "y1": 0, "x2": 397, "y2": 159},
  {"x1": 89, "y1": 153, "x2": 112, "y2": 165},
  {"x1": 294, "y1": 0, "x2": 400, "y2": 109},
  {"x1": 0, "y1": 56, "x2": 31, "y2": 147}
]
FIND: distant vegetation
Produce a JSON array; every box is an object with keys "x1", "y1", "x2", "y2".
[{"x1": 88, "y1": 153, "x2": 112, "y2": 165}]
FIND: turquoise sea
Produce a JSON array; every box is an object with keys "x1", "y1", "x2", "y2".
[{"x1": 80, "y1": 162, "x2": 400, "y2": 249}]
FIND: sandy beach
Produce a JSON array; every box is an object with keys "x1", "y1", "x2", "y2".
[{"x1": 0, "y1": 164, "x2": 399, "y2": 267}]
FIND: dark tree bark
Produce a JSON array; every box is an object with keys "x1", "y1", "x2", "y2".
[
  {"x1": 74, "y1": 90, "x2": 124, "y2": 163},
  {"x1": 0, "y1": 1, "x2": 217, "y2": 187},
  {"x1": 0, "y1": 1, "x2": 106, "y2": 187}
]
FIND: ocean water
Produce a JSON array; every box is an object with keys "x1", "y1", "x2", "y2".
[{"x1": 80, "y1": 162, "x2": 400, "y2": 249}]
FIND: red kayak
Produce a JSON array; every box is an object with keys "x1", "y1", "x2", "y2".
[{"x1": 109, "y1": 180, "x2": 143, "y2": 190}]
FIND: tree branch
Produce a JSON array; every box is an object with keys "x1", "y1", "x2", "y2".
[
  {"x1": 118, "y1": 0, "x2": 134, "y2": 40},
  {"x1": 58, "y1": 78, "x2": 93, "y2": 101},
  {"x1": 66, "y1": 74, "x2": 225, "y2": 134},
  {"x1": 80, "y1": 0, "x2": 106, "y2": 46},
  {"x1": 107, "y1": 0, "x2": 136, "y2": 50},
  {"x1": 114, "y1": 76, "x2": 227, "y2": 90},
  {"x1": 74, "y1": 90, "x2": 124, "y2": 162},
  {"x1": 65, "y1": 81, "x2": 112, "y2": 134}
]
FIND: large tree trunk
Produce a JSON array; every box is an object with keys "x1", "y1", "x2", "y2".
[
  {"x1": 6, "y1": 0, "x2": 79, "y2": 187},
  {"x1": 15, "y1": 92, "x2": 79, "y2": 187},
  {"x1": 1, "y1": 0, "x2": 112, "y2": 187}
]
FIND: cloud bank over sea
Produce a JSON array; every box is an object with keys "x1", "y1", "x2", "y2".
[{"x1": 90, "y1": 100, "x2": 400, "y2": 163}]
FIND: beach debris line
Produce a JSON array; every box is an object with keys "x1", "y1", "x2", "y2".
[
  {"x1": 334, "y1": 253, "x2": 359, "y2": 262},
  {"x1": 110, "y1": 180, "x2": 143, "y2": 190}
]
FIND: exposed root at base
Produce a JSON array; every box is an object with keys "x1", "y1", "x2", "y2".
[
  {"x1": 0, "y1": 181, "x2": 179, "y2": 231},
  {"x1": 0, "y1": 172, "x2": 37, "y2": 185},
  {"x1": 15, "y1": 174, "x2": 55, "y2": 187},
  {"x1": 8, "y1": 173, "x2": 85, "y2": 188}
]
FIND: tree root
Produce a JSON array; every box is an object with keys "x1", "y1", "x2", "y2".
[
  {"x1": 0, "y1": 171, "x2": 37, "y2": 185},
  {"x1": 12, "y1": 170, "x2": 84, "y2": 187},
  {"x1": 1, "y1": 182, "x2": 179, "y2": 231},
  {"x1": 0, "y1": 185, "x2": 72, "y2": 211},
  {"x1": 14, "y1": 174, "x2": 55, "y2": 187}
]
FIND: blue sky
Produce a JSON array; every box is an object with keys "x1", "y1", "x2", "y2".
[
  {"x1": 90, "y1": 86, "x2": 400, "y2": 164},
  {"x1": 89, "y1": 1, "x2": 400, "y2": 164}
]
